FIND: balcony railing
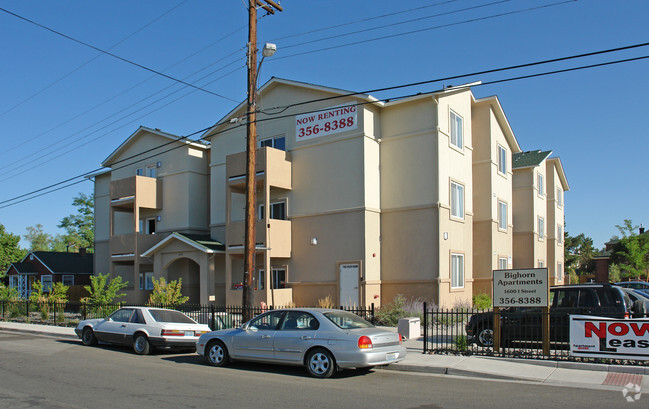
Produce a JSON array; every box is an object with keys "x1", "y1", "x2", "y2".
[
  {"x1": 226, "y1": 147, "x2": 292, "y2": 191},
  {"x1": 226, "y1": 219, "x2": 291, "y2": 258},
  {"x1": 110, "y1": 176, "x2": 161, "y2": 209}
]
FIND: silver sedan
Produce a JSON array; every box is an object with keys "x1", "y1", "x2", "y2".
[
  {"x1": 196, "y1": 308, "x2": 406, "y2": 378},
  {"x1": 75, "y1": 306, "x2": 211, "y2": 355}
]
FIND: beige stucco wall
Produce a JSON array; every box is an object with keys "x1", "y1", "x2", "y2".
[{"x1": 546, "y1": 159, "x2": 566, "y2": 285}]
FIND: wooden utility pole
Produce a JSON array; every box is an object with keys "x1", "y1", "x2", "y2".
[{"x1": 243, "y1": 0, "x2": 282, "y2": 322}]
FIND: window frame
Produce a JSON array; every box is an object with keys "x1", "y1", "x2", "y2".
[
  {"x1": 498, "y1": 257, "x2": 508, "y2": 270},
  {"x1": 62, "y1": 275, "x2": 74, "y2": 286},
  {"x1": 557, "y1": 187, "x2": 563, "y2": 208},
  {"x1": 557, "y1": 224, "x2": 563, "y2": 244},
  {"x1": 537, "y1": 172, "x2": 544, "y2": 197},
  {"x1": 497, "y1": 144, "x2": 507, "y2": 175},
  {"x1": 557, "y1": 262, "x2": 563, "y2": 282},
  {"x1": 41, "y1": 275, "x2": 53, "y2": 292},
  {"x1": 259, "y1": 135, "x2": 286, "y2": 151},
  {"x1": 451, "y1": 253, "x2": 465, "y2": 289},
  {"x1": 497, "y1": 200, "x2": 507, "y2": 231},
  {"x1": 258, "y1": 200, "x2": 287, "y2": 221},
  {"x1": 449, "y1": 110, "x2": 464, "y2": 150},
  {"x1": 450, "y1": 181, "x2": 465, "y2": 220},
  {"x1": 538, "y1": 216, "x2": 545, "y2": 240},
  {"x1": 144, "y1": 273, "x2": 154, "y2": 291},
  {"x1": 258, "y1": 267, "x2": 288, "y2": 290}
]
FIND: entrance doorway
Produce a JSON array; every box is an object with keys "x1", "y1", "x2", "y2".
[{"x1": 339, "y1": 263, "x2": 360, "y2": 307}]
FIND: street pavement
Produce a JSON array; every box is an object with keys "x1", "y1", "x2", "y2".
[{"x1": 1, "y1": 321, "x2": 647, "y2": 392}]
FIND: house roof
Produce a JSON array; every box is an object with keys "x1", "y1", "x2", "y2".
[
  {"x1": 141, "y1": 232, "x2": 225, "y2": 257},
  {"x1": 512, "y1": 150, "x2": 553, "y2": 169},
  {"x1": 547, "y1": 157, "x2": 570, "y2": 191},
  {"x1": 201, "y1": 77, "x2": 381, "y2": 140},
  {"x1": 9, "y1": 251, "x2": 94, "y2": 275},
  {"x1": 101, "y1": 126, "x2": 209, "y2": 167},
  {"x1": 472, "y1": 95, "x2": 522, "y2": 154}
]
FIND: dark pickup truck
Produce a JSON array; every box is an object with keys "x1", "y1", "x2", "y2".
[{"x1": 466, "y1": 284, "x2": 646, "y2": 347}]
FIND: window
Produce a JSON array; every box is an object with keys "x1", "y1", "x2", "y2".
[
  {"x1": 145, "y1": 273, "x2": 154, "y2": 290},
  {"x1": 249, "y1": 311, "x2": 285, "y2": 330},
  {"x1": 9, "y1": 276, "x2": 18, "y2": 290},
  {"x1": 62, "y1": 275, "x2": 74, "y2": 286},
  {"x1": 146, "y1": 165, "x2": 156, "y2": 178},
  {"x1": 41, "y1": 275, "x2": 53, "y2": 292},
  {"x1": 498, "y1": 200, "x2": 507, "y2": 231},
  {"x1": 258, "y1": 267, "x2": 287, "y2": 289},
  {"x1": 136, "y1": 167, "x2": 144, "y2": 176},
  {"x1": 557, "y1": 187, "x2": 563, "y2": 207},
  {"x1": 537, "y1": 173, "x2": 544, "y2": 196},
  {"x1": 557, "y1": 262, "x2": 563, "y2": 282},
  {"x1": 259, "y1": 201, "x2": 287, "y2": 220},
  {"x1": 139, "y1": 273, "x2": 144, "y2": 290},
  {"x1": 259, "y1": 135, "x2": 286, "y2": 151},
  {"x1": 498, "y1": 257, "x2": 508, "y2": 270},
  {"x1": 497, "y1": 145, "x2": 507, "y2": 174},
  {"x1": 538, "y1": 217, "x2": 545, "y2": 239},
  {"x1": 109, "y1": 308, "x2": 134, "y2": 323},
  {"x1": 451, "y1": 253, "x2": 464, "y2": 288},
  {"x1": 557, "y1": 224, "x2": 563, "y2": 244},
  {"x1": 538, "y1": 260, "x2": 545, "y2": 268},
  {"x1": 256, "y1": 269, "x2": 264, "y2": 290},
  {"x1": 280, "y1": 311, "x2": 319, "y2": 330},
  {"x1": 450, "y1": 110, "x2": 463, "y2": 149},
  {"x1": 140, "y1": 218, "x2": 156, "y2": 234},
  {"x1": 450, "y1": 182, "x2": 464, "y2": 219}
]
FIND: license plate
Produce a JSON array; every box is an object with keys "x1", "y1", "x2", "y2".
[
  {"x1": 386, "y1": 352, "x2": 397, "y2": 361},
  {"x1": 185, "y1": 331, "x2": 194, "y2": 336}
]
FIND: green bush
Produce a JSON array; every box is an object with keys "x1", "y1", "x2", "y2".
[
  {"x1": 455, "y1": 335, "x2": 468, "y2": 352},
  {"x1": 472, "y1": 293, "x2": 492, "y2": 310},
  {"x1": 375, "y1": 294, "x2": 408, "y2": 327}
]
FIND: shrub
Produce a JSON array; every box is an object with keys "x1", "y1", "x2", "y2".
[
  {"x1": 147, "y1": 277, "x2": 189, "y2": 306},
  {"x1": 455, "y1": 335, "x2": 468, "y2": 352},
  {"x1": 317, "y1": 295, "x2": 335, "y2": 309},
  {"x1": 472, "y1": 293, "x2": 492, "y2": 310},
  {"x1": 375, "y1": 294, "x2": 408, "y2": 327},
  {"x1": 84, "y1": 273, "x2": 127, "y2": 305}
]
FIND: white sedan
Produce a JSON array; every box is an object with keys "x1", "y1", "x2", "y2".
[
  {"x1": 196, "y1": 308, "x2": 406, "y2": 378},
  {"x1": 75, "y1": 306, "x2": 211, "y2": 355}
]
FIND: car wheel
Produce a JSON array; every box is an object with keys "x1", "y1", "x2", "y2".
[
  {"x1": 133, "y1": 334, "x2": 151, "y2": 355},
  {"x1": 476, "y1": 327, "x2": 494, "y2": 347},
  {"x1": 306, "y1": 348, "x2": 335, "y2": 378},
  {"x1": 206, "y1": 340, "x2": 229, "y2": 367},
  {"x1": 81, "y1": 327, "x2": 98, "y2": 346}
]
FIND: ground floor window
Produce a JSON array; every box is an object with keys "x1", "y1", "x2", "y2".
[
  {"x1": 62, "y1": 275, "x2": 74, "y2": 286},
  {"x1": 41, "y1": 275, "x2": 53, "y2": 292},
  {"x1": 258, "y1": 267, "x2": 287, "y2": 289},
  {"x1": 498, "y1": 257, "x2": 508, "y2": 270},
  {"x1": 145, "y1": 273, "x2": 154, "y2": 290},
  {"x1": 451, "y1": 254, "x2": 464, "y2": 288}
]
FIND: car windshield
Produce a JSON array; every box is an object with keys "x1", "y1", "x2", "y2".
[
  {"x1": 323, "y1": 311, "x2": 373, "y2": 329},
  {"x1": 149, "y1": 309, "x2": 196, "y2": 324}
]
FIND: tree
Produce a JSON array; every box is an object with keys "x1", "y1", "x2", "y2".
[
  {"x1": 24, "y1": 224, "x2": 53, "y2": 251},
  {"x1": 83, "y1": 273, "x2": 128, "y2": 304},
  {"x1": 612, "y1": 219, "x2": 649, "y2": 281},
  {"x1": 0, "y1": 224, "x2": 26, "y2": 278},
  {"x1": 58, "y1": 192, "x2": 94, "y2": 252},
  {"x1": 147, "y1": 277, "x2": 189, "y2": 305},
  {"x1": 564, "y1": 229, "x2": 597, "y2": 278}
]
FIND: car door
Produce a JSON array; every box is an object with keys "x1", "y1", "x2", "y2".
[
  {"x1": 231, "y1": 311, "x2": 285, "y2": 361},
  {"x1": 273, "y1": 311, "x2": 319, "y2": 363},
  {"x1": 93, "y1": 308, "x2": 134, "y2": 345}
]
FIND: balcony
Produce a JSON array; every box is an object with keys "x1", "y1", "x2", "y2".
[
  {"x1": 226, "y1": 147, "x2": 292, "y2": 192},
  {"x1": 226, "y1": 219, "x2": 291, "y2": 258},
  {"x1": 110, "y1": 176, "x2": 162, "y2": 209},
  {"x1": 110, "y1": 233, "x2": 165, "y2": 261}
]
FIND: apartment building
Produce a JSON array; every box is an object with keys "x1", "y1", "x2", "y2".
[
  {"x1": 512, "y1": 150, "x2": 569, "y2": 285},
  {"x1": 93, "y1": 126, "x2": 214, "y2": 304},
  {"x1": 92, "y1": 78, "x2": 568, "y2": 307},
  {"x1": 471, "y1": 96, "x2": 521, "y2": 296}
]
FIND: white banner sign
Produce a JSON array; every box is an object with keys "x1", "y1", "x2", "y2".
[
  {"x1": 296, "y1": 105, "x2": 357, "y2": 141},
  {"x1": 570, "y1": 315, "x2": 649, "y2": 360},
  {"x1": 492, "y1": 268, "x2": 548, "y2": 307}
]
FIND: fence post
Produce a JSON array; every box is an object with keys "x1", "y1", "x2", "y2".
[
  {"x1": 370, "y1": 303, "x2": 375, "y2": 325},
  {"x1": 423, "y1": 302, "x2": 428, "y2": 354},
  {"x1": 52, "y1": 301, "x2": 56, "y2": 326},
  {"x1": 83, "y1": 302, "x2": 87, "y2": 321},
  {"x1": 210, "y1": 304, "x2": 215, "y2": 331}
]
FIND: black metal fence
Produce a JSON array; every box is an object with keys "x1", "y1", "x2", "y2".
[
  {"x1": 0, "y1": 300, "x2": 374, "y2": 331},
  {"x1": 422, "y1": 303, "x2": 649, "y2": 364}
]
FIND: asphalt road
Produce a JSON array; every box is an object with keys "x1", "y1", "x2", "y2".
[{"x1": 0, "y1": 330, "x2": 638, "y2": 409}]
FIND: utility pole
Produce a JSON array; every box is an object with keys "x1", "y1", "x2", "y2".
[{"x1": 243, "y1": 0, "x2": 282, "y2": 322}]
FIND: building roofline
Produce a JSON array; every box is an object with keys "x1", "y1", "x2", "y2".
[
  {"x1": 547, "y1": 157, "x2": 570, "y2": 191},
  {"x1": 472, "y1": 95, "x2": 522, "y2": 153},
  {"x1": 141, "y1": 232, "x2": 225, "y2": 257},
  {"x1": 101, "y1": 126, "x2": 209, "y2": 167}
]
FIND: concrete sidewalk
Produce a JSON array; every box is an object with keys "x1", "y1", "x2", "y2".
[{"x1": 1, "y1": 321, "x2": 648, "y2": 392}]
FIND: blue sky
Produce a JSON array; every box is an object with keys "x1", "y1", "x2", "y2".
[{"x1": 0, "y1": 0, "x2": 647, "y2": 249}]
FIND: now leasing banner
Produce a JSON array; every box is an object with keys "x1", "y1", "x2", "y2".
[{"x1": 570, "y1": 315, "x2": 649, "y2": 360}]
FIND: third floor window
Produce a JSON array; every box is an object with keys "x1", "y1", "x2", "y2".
[{"x1": 450, "y1": 110, "x2": 463, "y2": 150}]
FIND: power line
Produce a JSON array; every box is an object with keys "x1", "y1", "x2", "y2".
[
  {"x1": 272, "y1": 0, "x2": 577, "y2": 61},
  {"x1": 0, "y1": 0, "x2": 191, "y2": 120},
  {"x1": 279, "y1": 0, "x2": 511, "y2": 51},
  {"x1": 4, "y1": 46, "x2": 648, "y2": 209},
  {"x1": 0, "y1": 6, "x2": 238, "y2": 102}
]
